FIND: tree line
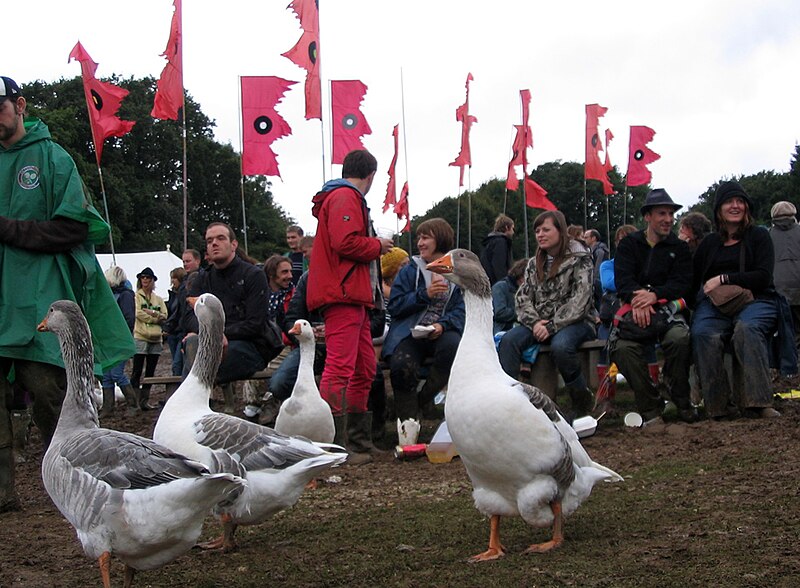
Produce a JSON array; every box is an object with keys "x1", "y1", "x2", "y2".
[{"x1": 23, "y1": 76, "x2": 800, "y2": 261}]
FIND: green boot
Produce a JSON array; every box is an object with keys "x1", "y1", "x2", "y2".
[
  {"x1": 346, "y1": 412, "x2": 376, "y2": 466},
  {"x1": 100, "y1": 387, "x2": 116, "y2": 418},
  {"x1": 0, "y1": 447, "x2": 20, "y2": 513}
]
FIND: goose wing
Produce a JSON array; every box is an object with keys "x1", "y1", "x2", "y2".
[
  {"x1": 194, "y1": 413, "x2": 325, "y2": 471},
  {"x1": 58, "y1": 428, "x2": 210, "y2": 490}
]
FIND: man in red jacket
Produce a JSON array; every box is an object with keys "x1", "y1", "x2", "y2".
[{"x1": 307, "y1": 150, "x2": 393, "y2": 464}]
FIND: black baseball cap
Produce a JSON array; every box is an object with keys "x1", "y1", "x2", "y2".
[{"x1": 0, "y1": 76, "x2": 22, "y2": 103}]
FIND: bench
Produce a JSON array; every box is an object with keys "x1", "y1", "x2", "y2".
[
  {"x1": 141, "y1": 369, "x2": 273, "y2": 412},
  {"x1": 521, "y1": 339, "x2": 607, "y2": 400}
]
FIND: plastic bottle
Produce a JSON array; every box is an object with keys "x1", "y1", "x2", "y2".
[{"x1": 425, "y1": 421, "x2": 459, "y2": 463}]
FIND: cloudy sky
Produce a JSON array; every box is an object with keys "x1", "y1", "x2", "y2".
[{"x1": 6, "y1": 0, "x2": 799, "y2": 240}]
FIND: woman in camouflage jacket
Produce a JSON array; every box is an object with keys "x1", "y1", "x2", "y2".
[{"x1": 497, "y1": 210, "x2": 597, "y2": 419}]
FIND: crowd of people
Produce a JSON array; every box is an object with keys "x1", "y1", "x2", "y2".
[{"x1": 1, "y1": 71, "x2": 795, "y2": 514}]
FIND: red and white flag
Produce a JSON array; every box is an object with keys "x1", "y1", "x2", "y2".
[
  {"x1": 506, "y1": 89, "x2": 533, "y2": 191},
  {"x1": 282, "y1": 0, "x2": 321, "y2": 120},
  {"x1": 627, "y1": 126, "x2": 661, "y2": 186},
  {"x1": 449, "y1": 73, "x2": 477, "y2": 187},
  {"x1": 330, "y1": 80, "x2": 371, "y2": 164},
  {"x1": 68, "y1": 41, "x2": 135, "y2": 166},
  {"x1": 240, "y1": 76, "x2": 295, "y2": 177},
  {"x1": 151, "y1": 0, "x2": 183, "y2": 120}
]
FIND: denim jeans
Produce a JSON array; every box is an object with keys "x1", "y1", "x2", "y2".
[
  {"x1": 498, "y1": 322, "x2": 595, "y2": 388},
  {"x1": 182, "y1": 336, "x2": 266, "y2": 385},
  {"x1": 692, "y1": 296, "x2": 776, "y2": 417},
  {"x1": 166, "y1": 333, "x2": 184, "y2": 376},
  {"x1": 101, "y1": 360, "x2": 130, "y2": 388}
]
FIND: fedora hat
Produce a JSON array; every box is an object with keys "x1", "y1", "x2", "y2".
[
  {"x1": 136, "y1": 267, "x2": 158, "y2": 281},
  {"x1": 640, "y1": 188, "x2": 683, "y2": 216}
]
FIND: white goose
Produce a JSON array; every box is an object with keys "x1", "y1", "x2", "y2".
[
  {"x1": 274, "y1": 320, "x2": 335, "y2": 443},
  {"x1": 38, "y1": 300, "x2": 244, "y2": 588},
  {"x1": 427, "y1": 250, "x2": 623, "y2": 562},
  {"x1": 153, "y1": 293, "x2": 347, "y2": 551}
]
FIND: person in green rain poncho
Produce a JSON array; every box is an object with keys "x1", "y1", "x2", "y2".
[{"x1": 0, "y1": 76, "x2": 135, "y2": 513}]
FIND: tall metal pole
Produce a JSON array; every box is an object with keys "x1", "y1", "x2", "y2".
[
  {"x1": 181, "y1": 104, "x2": 188, "y2": 251},
  {"x1": 96, "y1": 165, "x2": 116, "y2": 264},
  {"x1": 237, "y1": 76, "x2": 249, "y2": 254}
]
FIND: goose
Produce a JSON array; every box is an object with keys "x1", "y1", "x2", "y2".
[
  {"x1": 426, "y1": 250, "x2": 623, "y2": 562},
  {"x1": 153, "y1": 293, "x2": 347, "y2": 551},
  {"x1": 38, "y1": 300, "x2": 244, "y2": 588},
  {"x1": 274, "y1": 320, "x2": 335, "y2": 443}
]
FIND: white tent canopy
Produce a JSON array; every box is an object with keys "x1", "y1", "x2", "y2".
[{"x1": 96, "y1": 249, "x2": 183, "y2": 300}]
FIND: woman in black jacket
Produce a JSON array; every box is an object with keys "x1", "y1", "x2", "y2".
[{"x1": 691, "y1": 181, "x2": 780, "y2": 419}]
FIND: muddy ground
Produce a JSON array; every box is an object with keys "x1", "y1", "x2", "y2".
[{"x1": 1, "y1": 354, "x2": 799, "y2": 587}]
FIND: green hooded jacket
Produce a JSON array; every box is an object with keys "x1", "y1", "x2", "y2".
[{"x1": 0, "y1": 119, "x2": 135, "y2": 372}]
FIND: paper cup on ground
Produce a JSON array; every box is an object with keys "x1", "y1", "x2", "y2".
[{"x1": 624, "y1": 412, "x2": 643, "y2": 427}]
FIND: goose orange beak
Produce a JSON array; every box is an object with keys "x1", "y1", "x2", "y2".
[
  {"x1": 288, "y1": 322, "x2": 302, "y2": 336},
  {"x1": 37, "y1": 318, "x2": 49, "y2": 332},
  {"x1": 427, "y1": 253, "x2": 453, "y2": 275},
  {"x1": 187, "y1": 296, "x2": 198, "y2": 310}
]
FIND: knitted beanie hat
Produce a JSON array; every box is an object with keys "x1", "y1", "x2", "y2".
[{"x1": 380, "y1": 247, "x2": 409, "y2": 279}]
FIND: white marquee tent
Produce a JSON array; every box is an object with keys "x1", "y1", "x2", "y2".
[{"x1": 96, "y1": 249, "x2": 183, "y2": 300}]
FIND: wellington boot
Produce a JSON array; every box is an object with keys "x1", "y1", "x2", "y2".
[
  {"x1": 567, "y1": 386, "x2": 594, "y2": 421},
  {"x1": 100, "y1": 387, "x2": 116, "y2": 418},
  {"x1": 0, "y1": 447, "x2": 20, "y2": 513},
  {"x1": 333, "y1": 414, "x2": 347, "y2": 448},
  {"x1": 139, "y1": 387, "x2": 156, "y2": 411},
  {"x1": 120, "y1": 384, "x2": 140, "y2": 415},
  {"x1": 346, "y1": 412, "x2": 379, "y2": 466}
]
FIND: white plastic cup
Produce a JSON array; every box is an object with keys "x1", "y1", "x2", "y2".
[
  {"x1": 376, "y1": 227, "x2": 395, "y2": 240},
  {"x1": 624, "y1": 412, "x2": 644, "y2": 427}
]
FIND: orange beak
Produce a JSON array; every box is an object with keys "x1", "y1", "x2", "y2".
[
  {"x1": 37, "y1": 318, "x2": 49, "y2": 332},
  {"x1": 187, "y1": 296, "x2": 198, "y2": 310},
  {"x1": 426, "y1": 253, "x2": 453, "y2": 275},
  {"x1": 288, "y1": 322, "x2": 302, "y2": 336}
]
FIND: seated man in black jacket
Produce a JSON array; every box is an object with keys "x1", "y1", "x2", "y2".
[
  {"x1": 182, "y1": 222, "x2": 281, "y2": 384},
  {"x1": 610, "y1": 189, "x2": 697, "y2": 422}
]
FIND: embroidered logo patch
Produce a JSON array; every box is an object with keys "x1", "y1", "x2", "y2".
[
  {"x1": 342, "y1": 215, "x2": 350, "y2": 221},
  {"x1": 17, "y1": 165, "x2": 40, "y2": 190}
]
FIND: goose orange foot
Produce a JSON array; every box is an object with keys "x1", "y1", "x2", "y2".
[
  {"x1": 468, "y1": 515, "x2": 505, "y2": 562},
  {"x1": 525, "y1": 501, "x2": 564, "y2": 554}
]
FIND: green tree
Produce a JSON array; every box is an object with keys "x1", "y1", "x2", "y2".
[{"x1": 22, "y1": 76, "x2": 293, "y2": 259}]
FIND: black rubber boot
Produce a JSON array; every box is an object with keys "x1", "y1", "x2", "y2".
[
  {"x1": 100, "y1": 387, "x2": 116, "y2": 418},
  {"x1": 346, "y1": 412, "x2": 375, "y2": 466},
  {"x1": 333, "y1": 414, "x2": 347, "y2": 448},
  {"x1": 120, "y1": 384, "x2": 140, "y2": 415},
  {"x1": 0, "y1": 447, "x2": 20, "y2": 513}
]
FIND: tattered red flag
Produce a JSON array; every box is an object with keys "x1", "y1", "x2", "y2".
[
  {"x1": 151, "y1": 0, "x2": 184, "y2": 120},
  {"x1": 240, "y1": 76, "x2": 295, "y2": 177},
  {"x1": 627, "y1": 126, "x2": 661, "y2": 186},
  {"x1": 282, "y1": 0, "x2": 321, "y2": 120},
  {"x1": 449, "y1": 73, "x2": 477, "y2": 187},
  {"x1": 585, "y1": 103, "x2": 608, "y2": 182},
  {"x1": 383, "y1": 125, "x2": 399, "y2": 213},
  {"x1": 394, "y1": 181, "x2": 411, "y2": 233},
  {"x1": 330, "y1": 80, "x2": 371, "y2": 164},
  {"x1": 68, "y1": 42, "x2": 135, "y2": 166},
  {"x1": 525, "y1": 178, "x2": 556, "y2": 211},
  {"x1": 601, "y1": 128, "x2": 615, "y2": 195},
  {"x1": 507, "y1": 90, "x2": 533, "y2": 191}
]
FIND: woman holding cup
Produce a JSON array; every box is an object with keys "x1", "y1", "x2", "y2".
[{"x1": 381, "y1": 219, "x2": 465, "y2": 431}]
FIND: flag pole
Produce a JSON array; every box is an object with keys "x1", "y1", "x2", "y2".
[
  {"x1": 605, "y1": 193, "x2": 611, "y2": 250},
  {"x1": 467, "y1": 168, "x2": 472, "y2": 251},
  {"x1": 400, "y1": 67, "x2": 411, "y2": 247},
  {"x1": 96, "y1": 165, "x2": 116, "y2": 264},
  {"x1": 583, "y1": 179, "x2": 588, "y2": 229},
  {"x1": 237, "y1": 76, "x2": 249, "y2": 254},
  {"x1": 622, "y1": 182, "x2": 629, "y2": 225},
  {"x1": 520, "y1": 180, "x2": 529, "y2": 258},
  {"x1": 455, "y1": 186, "x2": 461, "y2": 248}
]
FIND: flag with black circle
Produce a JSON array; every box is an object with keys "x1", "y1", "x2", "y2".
[
  {"x1": 68, "y1": 41, "x2": 135, "y2": 166},
  {"x1": 330, "y1": 80, "x2": 372, "y2": 164},
  {"x1": 282, "y1": 0, "x2": 321, "y2": 120},
  {"x1": 241, "y1": 76, "x2": 296, "y2": 177},
  {"x1": 627, "y1": 126, "x2": 661, "y2": 187}
]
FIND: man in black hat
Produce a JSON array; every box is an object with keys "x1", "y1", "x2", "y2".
[{"x1": 610, "y1": 189, "x2": 697, "y2": 422}]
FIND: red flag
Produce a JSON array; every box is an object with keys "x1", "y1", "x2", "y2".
[
  {"x1": 627, "y1": 126, "x2": 661, "y2": 186},
  {"x1": 330, "y1": 80, "x2": 371, "y2": 164},
  {"x1": 525, "y1": 178, "x2": 556, "y2": 211},
  {"x1": 585, "y1": 103, "x2": 608, "y2": 182},
  {"x1": 151, "y1": 0, "x2": 184, "y2": 120},
  {"x1": 449, "y1": 73, "x2": 477, "y2": 187},
  {"x1": 383, "y1": 125, "x2": 399, "y2": 213},
  {"x1": 240, "y1": 77, "x2": 295, "y2": 177},
  {"x1": 507, "y1": 90, "x2": 533, "y2": 191},
  {"x1": 68, "y1": 42, "x2": 135, "y2": 166},
  {"x1": 282, "y1": 0, "x2": 321, "y2": 120},
  {"x1": 394, "y1": 181, "x2": 411, "y2": 233},
  {"x1": 601, "y1": 128, "x2": 615, "y2": 195}
]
